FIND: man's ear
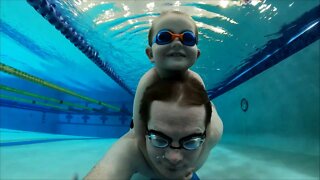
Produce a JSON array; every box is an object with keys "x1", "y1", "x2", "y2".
[
  {"x1": 197, "y1": 49, "x2": 201, "y2": 59},
  {"x1": 146, "y1": 47, "x2": 154, "y2": 62}
]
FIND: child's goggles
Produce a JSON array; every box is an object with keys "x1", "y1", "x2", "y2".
[
  {"x1": 152, "y1": 29, "x2": 197, "y2": 46},
  {"x1": 146, "y1": 129, "x2": 206, "y2": 150}
]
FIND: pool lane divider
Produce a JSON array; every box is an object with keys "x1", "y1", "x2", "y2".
[
  {"x1": 1, "y1": 95, "x2": 130, "y2": 115},
  {"x1": 0, "y1": 137, "x2": 105, "y2": 147},
  {"x1": 26, "y1": 0, "x2": 134, "y2": 96},
  {"x1": 207, "y1": 5, "x2": 320, "y2": 99},
  {"x1": 1, "y1": 99, "x2": 72, "y2": 114},
  {"x1": 0, "y1": 94, "x2": 68, "y2": 111},
  {"x1": 0, "y1": 84, "x2": 92, "y2": 111},
  {"x1": 1, "y1": 99, "x2": 125, "y2": 115},
  {"x1": 0, "y1": 63, "x2": 132, "y2": 115}
]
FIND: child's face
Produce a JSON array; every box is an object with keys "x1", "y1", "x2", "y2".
[{"x1": 146, "y1": 13, "x2": 200, "y2": 72}]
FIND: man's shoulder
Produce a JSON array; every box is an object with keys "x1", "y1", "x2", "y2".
[
  {"x1": 109, "y1": 131, "x2": 146, "y2": 170},
  {"x1": 120, "y1": 131, "x2": 154, "y2": 176},
  {"x1": 117, "y1": 131, "x2": 140, "y2": 155},
  {"x1": 84, "y1": 131, "x2": 143, "y2": 179}
]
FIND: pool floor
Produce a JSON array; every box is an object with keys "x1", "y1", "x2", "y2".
[{"x1": 1, "y1": 129, "x2": 319, "y2": 179}]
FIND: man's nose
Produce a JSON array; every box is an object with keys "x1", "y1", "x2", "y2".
[{"x1": 164, "y1": 148, "x2": 183, "y2": 165}]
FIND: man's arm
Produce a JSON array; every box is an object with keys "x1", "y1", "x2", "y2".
[{"x1": 85, "y1": 131, "x2": 137, "y2": 179}]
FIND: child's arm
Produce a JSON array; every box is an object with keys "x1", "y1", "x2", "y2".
[
  {"x1": 132, "y1": 68, "x2": 158, "y2": 145},
  {"x1": 195, "y1": 103, "x2": 223, "y2": 170},
  {"x1": 189, "y1": 70, "x2": 224, "y2": 169}
]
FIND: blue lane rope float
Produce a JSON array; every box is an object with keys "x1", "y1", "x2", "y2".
[
  {"x1": 207, "y1": 5, "x2": 319, "y2": 100},
  {"x1": 26, "y1": 0, "x2": 134, "y2": 96}
]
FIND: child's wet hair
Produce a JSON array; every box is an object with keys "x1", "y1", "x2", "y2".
[{"x1": 148, "y1": 10, "x2": 199, "y2": 46}]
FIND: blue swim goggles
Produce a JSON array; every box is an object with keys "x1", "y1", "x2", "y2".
[{"x1": 152, "y1": 29, "x2": 198, "y2": 46}]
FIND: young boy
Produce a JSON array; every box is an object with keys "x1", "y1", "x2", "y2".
[
  {"x1": 133, "y1": 10, "x2": 201, "y2": 136},
  {"x1": 132, "y1": 10, "x2": 223, "y2": 177}
]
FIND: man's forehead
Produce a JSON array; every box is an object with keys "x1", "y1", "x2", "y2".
[
  {"x1": 148, "y1": 101, "x2": 206, "y2": 127},
  {"x1": 151, "y1": 123, "x2": 204, "y2": 134}
]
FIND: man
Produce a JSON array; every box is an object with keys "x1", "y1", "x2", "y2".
[{"x1": 85, "y1": 77, "x2": 223, "y2": 179}]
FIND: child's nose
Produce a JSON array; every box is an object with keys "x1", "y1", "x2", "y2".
[{"x1": 171, "y1": 37, "x2": 183, "y2": 48}]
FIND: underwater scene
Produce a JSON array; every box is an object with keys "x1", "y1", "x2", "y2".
[{"x1": 0, "y1": 0, "x2": 319, "y2": 179}]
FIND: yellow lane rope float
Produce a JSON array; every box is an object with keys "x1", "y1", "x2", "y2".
[{"x1": 0, "y1": 62, "x2": 121, "y2": 112}]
